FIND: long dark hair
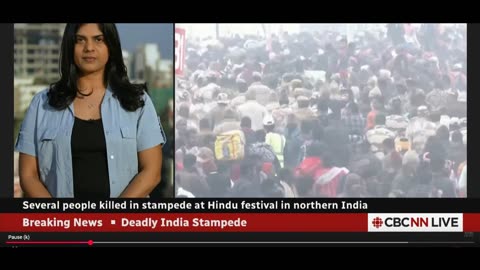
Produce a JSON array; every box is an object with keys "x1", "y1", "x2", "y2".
[{"x1": 48, "y1": 23, "x2": 145, "y2": 111}]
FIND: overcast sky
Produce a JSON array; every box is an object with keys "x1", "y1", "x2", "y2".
[{"x1": 116, "y1": 23, "x2": 173, "y2": 60}]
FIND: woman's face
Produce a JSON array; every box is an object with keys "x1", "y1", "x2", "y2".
[{"x1": 74, "y1": 24, "x2": 109, "y2": 76}]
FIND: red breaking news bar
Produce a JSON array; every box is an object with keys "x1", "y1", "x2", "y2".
[
  {"x1": 1, "y1": 213, "x2": 479, "y2": 232},
  {"x1": 0, "y1": 213, "x2": 366, "y2": 232}
]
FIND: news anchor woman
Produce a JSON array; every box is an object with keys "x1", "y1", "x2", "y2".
[{"x1": 15, "y1": 23, "x2": 165, "y2": 198}]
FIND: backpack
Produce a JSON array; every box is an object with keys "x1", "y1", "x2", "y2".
[
  {"x1": 214, "y1": 130, "x2": 246, "y2": 161},
  {"x1": 248, "y1": 143, "x2": 277, "y2": 163}
]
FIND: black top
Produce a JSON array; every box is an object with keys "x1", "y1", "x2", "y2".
[{"x1": 71, "y1": 117, "x2": 110, "y2": 199}]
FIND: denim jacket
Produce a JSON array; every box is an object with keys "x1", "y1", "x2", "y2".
[{"x1": 15, "y1": 86, "x2": 166, "y2": 197}]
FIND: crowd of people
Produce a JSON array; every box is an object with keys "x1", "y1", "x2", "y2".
[{"x1": 174, "y1": 24, "x2": 467, "y2": 198}]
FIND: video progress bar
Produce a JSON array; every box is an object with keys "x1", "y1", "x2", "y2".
[
  {"x1": 6, "y1": 240, "x2": 93, "y2": 245},
  {"x1": 92, "y1": 241, "x2": 478, "y2": 245},
  {"x1": 6, "y1": 241, "x2": 476, "y2": 245}
]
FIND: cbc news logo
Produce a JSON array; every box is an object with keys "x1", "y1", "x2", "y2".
[
  {"x1": 372, "y1": 217, "x2": 383, "y2": 228},
  {"x1": 368, "y1": 214, "x2": 463, "y2": 232}
]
